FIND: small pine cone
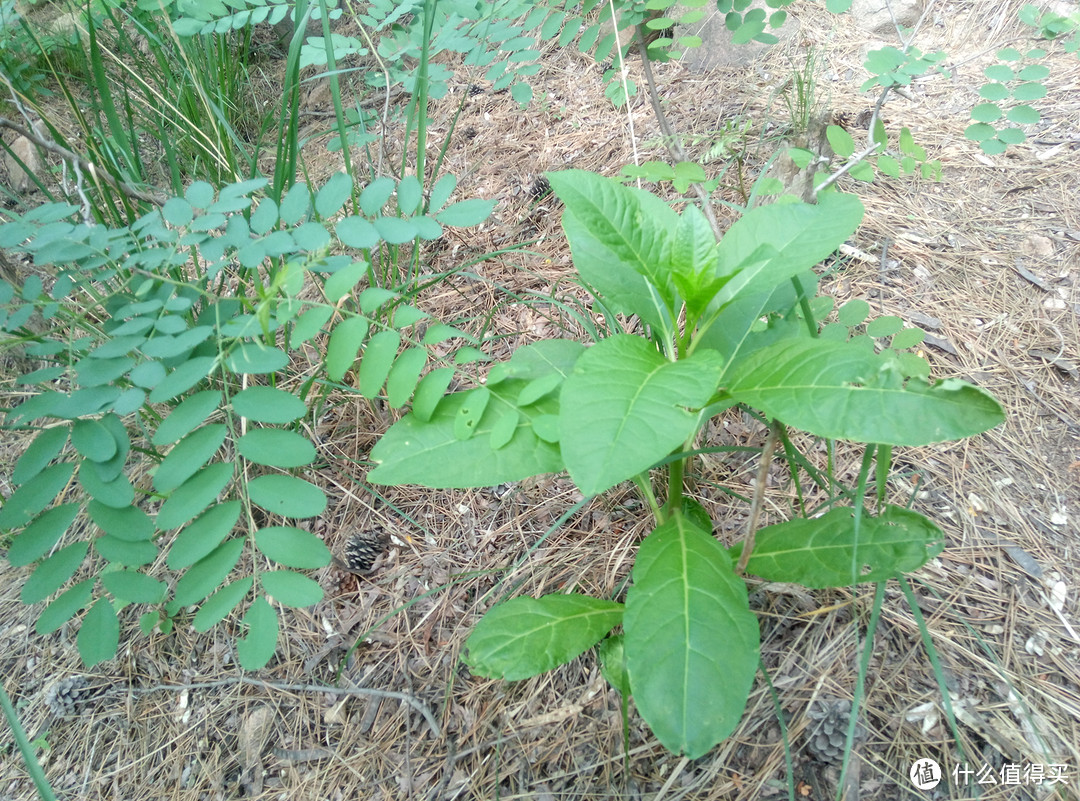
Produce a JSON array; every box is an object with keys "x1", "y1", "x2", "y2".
[
  {"x1": 335, "y1": 529, "x2": 389, "y2": 575},
  {"x1": 805, "y1": 697, "x2": 865, "y2": 764},
  {"x1": 528, "y1": 176, "x2": 551, "y2": 201},
  {"x1": 45, "y1": 676, "x2": 105, "y2": 718}
]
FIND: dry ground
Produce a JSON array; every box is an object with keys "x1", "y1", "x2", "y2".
[{"x1": 2, "y1": 0, "x2": 1079, "y2": 799}]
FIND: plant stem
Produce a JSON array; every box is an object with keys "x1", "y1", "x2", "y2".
[
  {"x1": 736, "y1": 420, "x2": 780, "y2": 575},
  {"x1": 0, "y1": 683, "x2": 58, "y2": 801},
  {"x1": 632, "y1": 473, "x2": 663, "y2": 524}
]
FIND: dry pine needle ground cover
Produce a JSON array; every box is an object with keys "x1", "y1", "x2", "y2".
[{"x1": 1, "y1": 0, "x2": 1079, "y2": 799}]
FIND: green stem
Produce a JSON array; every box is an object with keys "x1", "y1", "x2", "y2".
[
  {"x1": 790, "y1": 275, "x2": 818, "y2": 337},
  {"x1": 632, "y1": 473, "x2": 663, "y2": 524},
  {"x1": 0, "y1": 683, "x2": 58, "y2": 801}
]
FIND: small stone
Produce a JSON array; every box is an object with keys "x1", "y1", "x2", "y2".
[{"x1": 2, "y1": 136, "x2": 42, "y2": 194}]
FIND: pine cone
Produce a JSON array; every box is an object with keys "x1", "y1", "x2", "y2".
[
  {"x1": 45, "y1": 676, "x2": 105, "y2": 718},
  {"x1": 335, "y1": 529, "x2": 389, "y2": 575},
  {"x1": 805, "y1": 697, "x2": 865, "y2": 764}
]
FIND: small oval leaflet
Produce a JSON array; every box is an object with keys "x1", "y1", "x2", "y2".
[{"x1": 254, "y1": 526, "x2": 332, "y2": 569}]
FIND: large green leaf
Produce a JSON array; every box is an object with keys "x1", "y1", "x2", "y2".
[
  {"x1": 254, "y1": 526, "x2": 331, "y2": 569},
  {"x1": 726, "y1": 338, "x2": 1005, "y2": 445},
  {"x1": 153, "y1": 424, "x2": 227, "y2": 492},
  {"x1": 712, "y1": 186, "x2": 863, "y2": 309},
  {"x1": 548, "y1": 170, "x2": 678, "y2": 330},
  {"x1": 624, "y1": 513, "x2": 759, "y2": 759},
  {"x1": 464, "y1": 594, "x2": 624, "y2": 681},
  {"x1": 369, "y1": 383, "x2": 564, "y2": 488},
  {"x1": 743, "y1": 505, "x2": 944, "y2": 588},
  {"x1": 559, "y1": 335, "x2": 724, "y2": 496},
  {"x1": 247, "y1": 475, "x2": 326, "y2": 518},
  {"x1": 0, "y1": 462, "x2": 75, "y2": 529}
]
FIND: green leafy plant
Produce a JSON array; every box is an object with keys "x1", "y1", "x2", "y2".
[
  {"x1": 0, "y1": 173, "x2": 493, "y2": 670},
  {"x1": 368, "y1": 170, "x2": 1004, "y2": 757},
  {"x1": 966, "y1": 46, "x2": 1049, "y2": 155}
]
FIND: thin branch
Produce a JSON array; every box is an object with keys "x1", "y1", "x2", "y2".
[
  {"x1": 0, "y1": 116, "x2": 168, "y2": 207},
  {"x1": 128, "y1": 676, "x2": 441, "y2": 738},
  {"x1": 635, "y1": 30, "x2": 724, "y2": 241},
  {"x1": 736, "y1": 420, "x2": 780, "y2": 575}
]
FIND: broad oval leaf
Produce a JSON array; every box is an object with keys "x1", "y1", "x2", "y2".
[
  {"x1": 94, "y1": 534, "x2": 157, "y2": 567},
  {"x1": 13, "y1": 426, "x2": 69, "y2": 484},
  {"x1": 0, "y1": 462, "x2": 76, "y2": 529},
  {"x1": 559, "y1": 335, "x2": 724, "y2": 496},
  {"x1": 247, "y1": 475, "x2": 326, "y2": 518},
  {"x1": 624, "y1": 513, "x2": 759, "y2": 759},
  {"x1": 236, "y1": 596, "x2": 279, "y2": 669},
  {"x1": 22, "y1": 541, "x2": 89, "y2": 604},
  {"x1": 464, "y1": 594, "x2": 624, "y2": 680},
  {"x1": 434, "y1": 197, "x2": 496, "y2": 227},
  {"x1": 254, "y1": 526, "x2": 331, "y2": 568},
  {"x1": 87, "y1": 501, "x2": 153, "y2": 542},
  {"x1": 72, "y1": 418, "x2": 117, "y2": 462},
  {"x1": 326, "y1": 316, "x2": 370, "y2": 382},
  {"x1": 8, "y1": 504, "x2": 80, "y2": 566},
  {"x1": 78, "y1": 598, "x2": 120, "y2": 668},
  {"x1": 173, "y1": 538, "x2": 245, "y2": 606},
  {"x1": 237, "y1": 429, "x2": 316, "y2": 468},
  {"x1": 231, "y1": 386, "x2": 306, "y2": 423},
  {"x1": 225, "y1": 343, "x2": 289, "y2": 374},
  {"x1": 358, "y1": 330, "x2": 401, "y2": 399},
  {"x1": 151, "y1": 390, "x2": 222, "y2": 445},
  {"x1": 154, "y1": 424, "x2": 227, "y2": 493},
  {"x1": 193, "y1": 576, "x2": 253, "y2": 632},
  {"x1": 726, "y1": 338, "x2": 1005, "y2": 446},
  {"x1": 261, "y1": 570, "x2": 324, "y2": 607},
  {"x1": 36, "y1": 579, "x2": 93, "y2": 635},
  {"x1": 102, "y1": 569, "x2": 167, "y2": 603},
  {"x1": 79, "y1": 466, "x2": 135, "y2": 509},
  {"x1": 155, "y1": 462, "x2": 234, "y2": 531},
  {"x1": 167, "y1": 501, "x2": 242, "y2": 568},
  {"x1": 743, "y1": 505, "x2": 944, "y2": 588}
]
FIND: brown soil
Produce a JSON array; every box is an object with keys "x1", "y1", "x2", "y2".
[{"x1": 2, "y1": 0, "x2": 1079, "y2": 799}]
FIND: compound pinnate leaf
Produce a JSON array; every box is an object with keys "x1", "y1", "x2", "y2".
[
  {"x1": 167, "y1": 501, "x2": 241, "y2": 568},
  {"x1": 78, "y1": 598, "x2": 120, "y2": 668},
  {"x1": 0, "y1": 462, "x2": 76, "y2": 530},
  {"x1": 101, "y1": 570, "x2": 167, "y2": 603},
  {"x1": 254, "y1": 527, "x2": 331, "y2": 569},
  {"x1": 237, "y1": 429, "x2": 316, "y2": 468},
  {"x1": 465, "y1": 595, "x2": 623, "y2": 680},
  {"x1": 624, "y1": 513, "x2": 759, "y2": 759},
  {"x1": 559, "y1": 335, "x2": 724, "y2": 496},
  {"x1": 22, "y1": 541, "x2": 89, "y2": 603},
  {"x1": 743, "y1": 506, "x2": 944, "y2": 588},
  {"x1": 247, "y1": 475, "x2": 326, "y2": 518},
  {"x1": 36, "y1": 580, "x2": 93, "y2": 635},
  {"x1": 156, "y1": 462, "x2": 234, "y2": 531},
  {"x1": 727, "y1": 337, "x2": 1005, "y2": 446},
  {"x1": 231, "y1": 387, "x2": 306, "y2": 423},
  {"x1": 8, "y1": 504, "x2": 80, "y2": 566},
  {"x1": 261, "y1": 570, "x2": 324, "y2": 607},
  {"x1": 154, "y1": 424, "x2": 227, "y2": 493},
  {"x1": 237, "y1": 596, "x2": 279, "y2": 669},
  {"x1": 193, "y1": 576, "x2": 253, "y2": 632}
]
